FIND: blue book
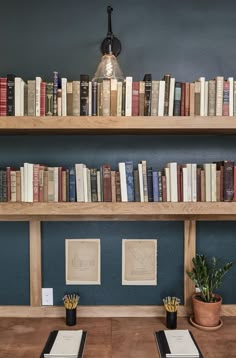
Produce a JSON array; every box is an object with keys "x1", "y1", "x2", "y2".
[
  {"x1": 69, "y1": 167, "x2": 76, "y2": 202},
  {"x1": 152, "y1": 171, "x2": 159, "y2": 202},
  {"x1": 125, "y1": 161, "x2": 134, "y2": 202}
]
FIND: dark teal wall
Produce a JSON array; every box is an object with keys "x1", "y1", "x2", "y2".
[{"x1": 0, "y1": 0, "x2": 236, "y2": 305}]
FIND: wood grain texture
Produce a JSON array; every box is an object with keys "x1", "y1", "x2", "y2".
[
  {"x1": 0, "y1": 317, "x2": 235, "y2": 358},
  {"x1": 29, "y1": 221, "x2": 42, "y2": 307},
  {"x1": 1, "y1": 202, "x2": 236, "y2": 221},
  {"x1": 184, "y1": 220, "x2": 196, "y2": 307},
  {"x1": 0, "y1": 304, "x2": 235, "y2": 317},
  {"x1": 0, "y1": 116, "x2": 236, "y2": 134}
]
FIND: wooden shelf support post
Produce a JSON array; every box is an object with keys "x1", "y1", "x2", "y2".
[
  {"x1": 184, "y1": 220, "x2": 196, "y2": 309},
  {"x1": 29, "y1": 220, "x2": 42, "y2": 307}
]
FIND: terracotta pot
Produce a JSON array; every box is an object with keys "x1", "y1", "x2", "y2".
[{"x1": 192, "y1": 293, "x2": 222, "y2": 327}]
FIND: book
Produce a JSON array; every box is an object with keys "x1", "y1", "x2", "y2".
[
  {"x1": 143, "y1": 74, "x2": 152, "y2": 116},
  {"x1": 40, "y1": 330, "x2": 87, "y2": 358},
  {"x1": 155, "y1": 330, "x2": 203, "y2": 358}
]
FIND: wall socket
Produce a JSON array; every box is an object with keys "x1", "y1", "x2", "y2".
[{"x1": 42, "y1": 288, "x2": 53, "y2": 305}]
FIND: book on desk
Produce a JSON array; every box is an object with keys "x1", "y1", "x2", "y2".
[
  {"x1": 40, "y1": 330, "x2": 87, "y2": 358},
  {"x1": 155, "y1": 329, "x2": 203, "y2": 358}
]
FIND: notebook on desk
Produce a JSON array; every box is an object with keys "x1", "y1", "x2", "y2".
[
  {"x1": 155, "y1": 330, "x2": 204, "y2": 358},
  {"x1": 40, "y1": 330, "x2": 87, "y2": 358}
]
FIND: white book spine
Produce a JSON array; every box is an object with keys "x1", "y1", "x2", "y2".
[
  {"x1": 138, "y1": 163, "x2": 144, "y2": 202},
  {"x1": 216, "y1": 76, "x2": 224, "y2": 116},
  {"x1": 27, "y1": 163, "x2": 34, "y2": 203},
  {"x1": 186, "y1": 164, "x2": 192, "y2": 202},
  {"x1": 24, "y1": 163, "x2": 28, "y2": 202},
  {"x1": 14, "y1": 77, "x2": 21, "y2": 116},
  {"x1": 88, "y1": 81, "x2": 92, "y2": 116},
  {"x1": 119, "y1": 162, "x2": 128, "y2": 202},
  {"x1": 75, "y1": 163, "x2": 85, "y2": 202},
  {"x1": 97, "y1": 170, "x2": 101, "y2": 202},
  {"x1": 20, "y1": 167, "x2": 24, "y2": 202},
  {"x1": 182, "y1": 167, "x2": 188, "y2": 202},
  {"x1": 164, "y1": 167, "x2": 170, "y2": 202},
  {"x1": 61, "y1": 78, "x2": 67, "y2": 116},
  {"x1": 211, "y1": 163, "x2": 217, "y2": 202},
  {"x1": 191, "y1": 163, "x2": 197, "y2": 202},
  {"x1": 125, "y1": 76, "x2": 133, "y2": 116},
  {"x1": 158, "y1": 80, "x2": 165, "y2": 116},
  {"x1": 72, "y1": 81, "x2": 80, "y2": 116},
  {"x1": 204, "y1": 163, "x2": 212, "y2": 202},
  {"x1": 35, "y1": 77, "x2": 42, "y2": 116},
  {"x1": 199, "y1": 77, "x2": 205, "y2": 116},
  {"x1": 204, "y1": 81, "x2": 208, "y2": 116},
  {"x1": 83, "y1": 166, "x2": 88, "y2": 202},
  {"x1": 228, "y1": 77, "x2": 234, "y2": 116},
  {"x1": 168, "y1": 162, "x2": 178, "y2": 202},
  {"x1": 168, "y1": 78, "x2": 175, "y2": 116},
  {"x1": 117, "y1": 82, "x2": 122, "y2": 116}
]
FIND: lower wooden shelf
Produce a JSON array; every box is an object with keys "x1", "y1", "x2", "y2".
[{"x1": 0, "y1": 202, "x2": 236, "y2": 221}]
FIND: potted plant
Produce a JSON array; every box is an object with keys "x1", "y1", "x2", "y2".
[{"x1": 187, "y1": 254, "x2": 233, "y2": 327}]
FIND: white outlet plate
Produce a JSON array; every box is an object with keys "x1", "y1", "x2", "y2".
[{"x1": 42, "y1": 288, "x2": 53, "y2": 305}]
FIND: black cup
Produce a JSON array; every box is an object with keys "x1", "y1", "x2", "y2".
[
  {"x1": 66, "y1": 308, "x2": 77, "y2": 326},
  {"x1": 166, "y1": 311, "x2": 177, "y2": 329}
]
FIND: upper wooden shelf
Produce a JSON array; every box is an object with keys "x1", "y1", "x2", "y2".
[
  {"x1": 1, "y1": 116, "x2": 236, "y2": 134},
  {"x1": 1, "y1": 202, "x2": 236, "y2": 221}
]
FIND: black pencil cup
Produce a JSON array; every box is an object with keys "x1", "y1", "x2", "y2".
[
  {"x1": 166, "y1": 311, "x2": 177, "y2": 329},
  {"x1": 66, "y1": 308, "x2": 77, "y2": 326}
]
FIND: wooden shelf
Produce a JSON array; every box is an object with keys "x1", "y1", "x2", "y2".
[
  {"x1": 1, "y1": 116, "x2": 236, "y2": 134},
  {"x1": 0, "y1": 202, "x2": 236, "y2": 221}
]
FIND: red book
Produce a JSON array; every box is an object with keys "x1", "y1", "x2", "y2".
[
  {"x1": 0, "y1": 78, "x2": 7, "y2": 116},
  {"x1": 102, "y1": 165, "x2": 112, "y2": 202},
  {"x1": 180, "y1": 83, "x2": 185, "y2": 116},
  {"x1": 40, "y1": 82, "x2": 46, "y2": 116},
  {"x1": 223, "y1": 81, "x2": 229, "y2": 116}
]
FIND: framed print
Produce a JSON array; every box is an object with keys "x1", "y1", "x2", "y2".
[
  {"x1": 122, "y1": 239, "x2": 157, "y2": 286},
  {"x1": 66, "y1": 239, "x2": 101, "y2": 285}
]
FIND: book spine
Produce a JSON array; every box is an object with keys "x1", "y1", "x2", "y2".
[
  {"x1": 35, "y1": 77, "x2": 42, "y2": 116},
  {"x1": 14, "y1": 77, "x2": 21, "y2": 116},
  {"x1": 208, "y1": 80, "x2": 216, "y2": 116},
  {"x1": 152, "y1": 171, "x2": 158, "y2": 202},
  {"x1": 110, "y1": 79, "x2": 118, "y2": 116},
  {"x1": 53, "y1": 72, "x2": 58, "y2": 116},
  {"x1": 199, "y1": 77, "x2": 205, "y2": 116},
  {"x1": 180, "y1": 82, "x2": 185, "y2": 116},
  {"x1": 125, "y1": 161, "x2": 134, "y2": 202},
  {"x1": 102, "y1": 165, "x2": 112, "y2": 202},
  {"x1": 158, "y1": 171, "x2": 162, "y2": 201},
  {"x1": 185, "y1": 82, "x2": 190, "y2": 116},
  {"x1": 194, "y1": 81, "x2": 201, "y2": 115},
  {"x1": 147, "y1": 167, "x2": 153, "y2": 202},
  {"x1": 228, "y1": 77, "x2": 234, "y2": 116},
  {"x1": 142, "y1": 160, "x2": 148, "y2": 202},
  {"x1": 189, "y1": 82, "x2": 195, "y2": 116},
  {"x1": 158, "y1": 81, "x2": 165, "y2": 116},
  {"x1": 80, "y1": 75, "x2": 89, "y2": 115},
  {"x1": 125, "y1": 76, "x2": 132, "y2": 116},
  {"x1": 57, "y1": 89, "x2": 62, "y2": 116},
  {"x1": 216, "y1": 76, "x2": 224, "y2": 116},
  {"x1": 111, "y1": 170, "x2": 116, "y2": 202},
  {"x1": 69, "y1": 168, "x2": 76, "y2": 202},
  {"x1": 144, "y1": 74, "x2": 152, "y2": 116},
  {"x1": 90, "y1": 168, "x2": 98, "y2": 202},
  {"x1": 151, "y1": 80, "x2": 159, "y2": 116},
  {"x1": 139, "y1": 81, "x2": 145, "y2": 116},
  {"x1": 67, "y1": 82, "x2": 73, "y2": 116},
  {"x1": 133, "y1": 169, "x2": 140, "y2": 202},
  {"x1": 88, "y1": 81, "x2": 92, "y2": 116},
  {"x1": 204, "y1": 81, "x2": 208, "y2": 116},
  {"x1": 45, "y1": 82, "x2": 53, "y2": 116},
  {"x1": 0, "y1": 78, "x2": 7, "y2": 116},
  {"x1": 102, "y1": 79, "x2": 111, "y2": 116},
  {"x1": 163, "y1": 73, "x2": 171, "y2": 116},
  {"x1": 33, "y1": 164, "x2": 39, "y2": 202},
  {"x1": 117, "y1": 81, "x2": 122, "y2": 116},
  {"x1": 173, "y1": 82, "x2": 181, "y2": 116},
  {"x1": 168, "y1": 77, "x2": 175, "y2": 116},
  {"x1": 223, "y1": 80, "x2": 229, "y2": 116},
  {"x1": 138, "y1": 163, "x2": 144, "y2": 202},
  {"x1": 119, "y1": 162, "x2": 128, "y2": 202},
  {"x1": 115, "y1": 171, "x2": 121, "y2": 202},
  {"x1": 40, "y1": 82, "x2": 46, "y2": 116},
  {"x1": 61, "y1": 78, "x2": 67, "y2": 116},
  {"x1": 92, "y1": 81, "x2": 97, "y2": 116},
  {"x1": 132, "y1": 81, "x2": 139, "y2": 116},
  {"x1": 7, "y1": 74, "x2": 15, "y2": 116},
  {"x1": 224, "y1": 161, "x2": 234, "y2": 201}
]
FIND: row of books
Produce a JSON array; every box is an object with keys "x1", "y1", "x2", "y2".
[
  {"x1": 0, "y1": 73, "x2": 235, "y2": 117},
  {"x1": 0, "y1": 160, "x2": 235, "y2": 203}
]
